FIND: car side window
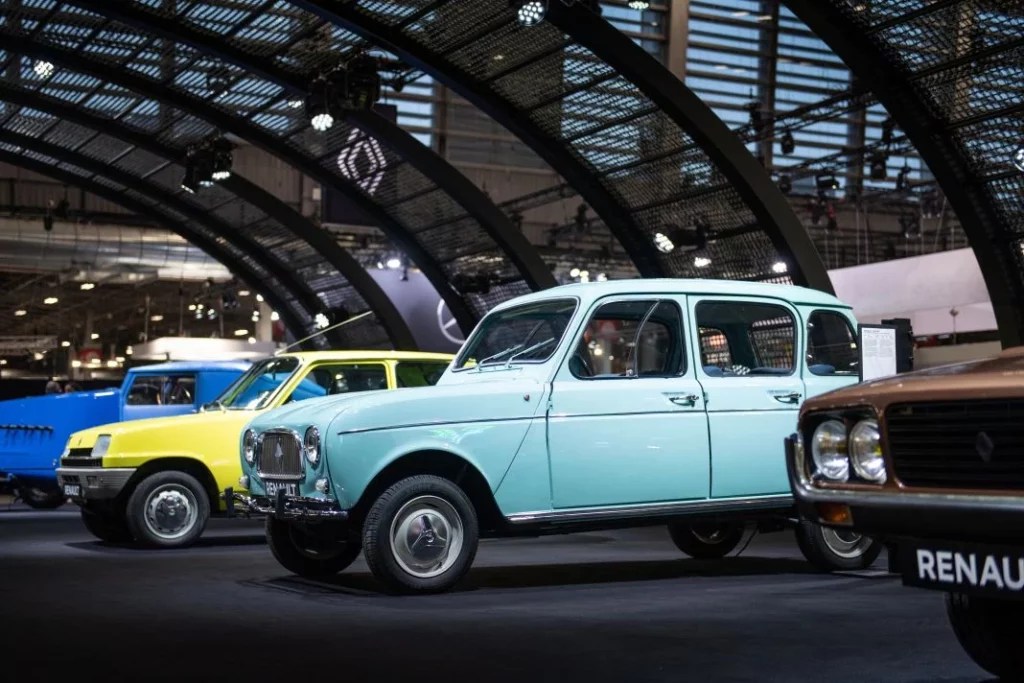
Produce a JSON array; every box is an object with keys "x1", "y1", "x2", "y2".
[
  {"x1": 395, "y1": 361, "x2": 449, "y2": 387},
  {"x1": 807, "y1": 310, "x2": 859, "y2": 376},
  {"x1": 126, "y1": 374, "x2": 195, "y2": 405},
  {"x1": 283, "y1": 363, "x2": 388, "y2": 404},
  {"x1": 569, "y1": 299, "x2": 685, "y2": 379},
  {"x1": 695, "y1": 301, "x2": 796, "y2": 376}
]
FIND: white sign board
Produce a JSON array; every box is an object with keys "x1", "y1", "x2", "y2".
[{"x1": 859, "y1": 326, "x2": 898, "y2": 382}]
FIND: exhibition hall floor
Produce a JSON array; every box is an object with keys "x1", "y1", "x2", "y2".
[{"x1": 0, "y1": 505, "x2": 987, "y2": 682}]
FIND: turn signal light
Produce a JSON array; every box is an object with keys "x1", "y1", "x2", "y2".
[{"x1": 816, "y1": 502, "x2": 853, "y2": 526}]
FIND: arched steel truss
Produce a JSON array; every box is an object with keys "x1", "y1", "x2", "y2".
[
  {"x1": 786, "y1": 0, "x2": 1024, "y2": 346},
  {"x1": 0, "y1": 148, "x2": 314, "y2": 349},
  {"x1": 293, "y1": 0, "x2": 833, "y2": 291},
  {"x1": 0, "y1": 85, "x2": 416, "y2": 351},
  {"x1": 0, "y1": 2, "x2": 560, "y2": 339}
]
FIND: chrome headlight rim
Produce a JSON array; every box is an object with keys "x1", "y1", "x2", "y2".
[
  {"x1": 243, "y1": 429, "x2": 256, "y2": 465},
  {"x1": 849, "y1": 418, "x2": 886, "y2": 483},
  {"x1": 303, "y1": 425, "x2": 320, "y2": 466},
  {"x1": 810, "y1": 419, "x2": 849, "y2": 482},
  {"x1": 90, "y1": 434, "x2": 111, "y2": 459}
]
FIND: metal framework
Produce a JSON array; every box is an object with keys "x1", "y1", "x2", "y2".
[
  {"x1": 294, "y1": 0, "x2": 831, "y2": 289},
  {"x1": 0, "y1": 84, "x2": 416, "y2": 351},
  {"x1": 786, "y1": 0, "x2": 1024, "y2": 347}
]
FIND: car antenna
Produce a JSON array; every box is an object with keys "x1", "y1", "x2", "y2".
[{"x1": 274, "y1": 311, "x2": 373, "y2": 355}]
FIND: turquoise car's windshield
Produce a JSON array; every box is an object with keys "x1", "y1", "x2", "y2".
[
  {"x1": 454, "y1": 299, "x2": 577, "y2": 370},
  {"x1": 207, "y1": 356, "x2": 300, "y2": 410}
]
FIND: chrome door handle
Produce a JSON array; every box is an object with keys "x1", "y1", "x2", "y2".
[
  {"x1": 669, "y1": 394, "x2": 701, "y2": 406},
  {"x1": 772, "y1": 392, "x2": 802, "y2": 404}
]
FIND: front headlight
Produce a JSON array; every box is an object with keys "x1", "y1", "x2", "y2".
[
  {"x1": 243, "y1": 429, "x2": 256, "y2": 465},
  {"x1": 811, "y1": 420, "x2": 848, "y2": 482},
  {"x1": 850, "y1": 419, "x2": 886, "y2": 483},
  {"x1": 91, "y1": 435, "x2": 111, "y2": 458},
  {"x1": 303, "y1": 426, "x2": 320, "y2": 466}
]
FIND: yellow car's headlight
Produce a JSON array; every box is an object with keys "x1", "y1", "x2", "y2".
[{"x1": 91, "y1": 435, "x2": 111, "y2": 458}]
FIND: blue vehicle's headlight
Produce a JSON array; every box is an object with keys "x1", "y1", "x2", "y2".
[
  {"x1": 243, "y1": 429, "x2": 256, "y2": 465},
  {"x1": 304, "y1": 426, "x2": 320, "y2": 466},
  {"x1": 91, "y1": 435, "x2": 111, "y2": 458}
]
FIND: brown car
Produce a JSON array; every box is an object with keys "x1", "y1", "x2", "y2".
[{"x1": 785, "y1": 347, "x2": 1024, "y2": 679}]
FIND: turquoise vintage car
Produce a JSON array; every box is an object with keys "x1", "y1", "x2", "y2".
[{"x1": 232, "y1": 279, "x2": 877, "y2": 593}]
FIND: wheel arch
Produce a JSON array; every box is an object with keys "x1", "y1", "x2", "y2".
[{"x1": 122, "y1": 457, "x2": 222, "y2": 512}]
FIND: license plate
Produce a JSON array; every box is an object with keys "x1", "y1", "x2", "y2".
[
  {"x1": 900, "y1": 543, "x2": 1024, "y2": 599},
  {"x1": 264, "y1": 480, "x2": 297, "y2": 498},
  {"x1": 63, "y1": 483, "x2": 81, "y2": 497}
]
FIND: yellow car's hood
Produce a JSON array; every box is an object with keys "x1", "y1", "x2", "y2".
[{"x1": 68, "y1": 409, "x2": 256, "y2": 453}]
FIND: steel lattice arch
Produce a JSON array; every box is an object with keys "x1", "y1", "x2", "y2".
[{"x1": 0, "y1": 0, "x2": 840, "y2": 348}]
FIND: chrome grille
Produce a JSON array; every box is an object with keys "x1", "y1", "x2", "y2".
[{"x1": 256, "y1": 431, "x2": 303, "y2": 479}]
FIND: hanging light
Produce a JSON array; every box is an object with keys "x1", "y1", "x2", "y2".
[
  {"x1": 14, "y1": 309, "x2": 26, "y2": 317},
  {"x1": 210, "y1": 138, "x2": 233, "y2": 181},
  {"x1": 270, "y1": 311, "x2": 279, "y2": 322},
  {"x1": 772, "y1": 261, "x2": 788, "y2": 274},
  {"x1": 515, "y1": 0, "x2": 546, "y2": 26},
  {"x1": 778, "y1": 174, "x2": 792, "y2": 195},
  {"x1": 780, "y1": 129, "x2": 795, "y2": 156},
  {"x1": 34, "y1": 60, "x2": 54, "y2": 78},
  {"x1": 386, "y1": 257, "x2": 402, "y2": 270},
  {"x1": 653, "y1": 232, "x2": 675, "y2": 253},
  {"x1": 315, "y1": 313, "x2": 330, "y2": 329},
  {"x1": 43, "y1": 296, "x2": 59, "y2": 305},
  {"x1": 627, "y1": 0, "x2": 650, "y2": 9},
  {"x1": 694, "y1": 256, "x2": 712, "y2": 268}
]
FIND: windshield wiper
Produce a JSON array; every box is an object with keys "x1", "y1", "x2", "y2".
[
  {"x1": 505, "y1": 337, "x2": 555, "y2": 367},
  {"x1": 202, "y1": 399, "x2": 227, "y2": 413},
  {"x1": 476, "y1": 345, "x2": 523, "y2": 366}
]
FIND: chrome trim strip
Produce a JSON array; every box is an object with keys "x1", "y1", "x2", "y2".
[
  {"x1": 338, "y1": 415, "x2": 534, "y2": 436},
  {"x1": 506, "y1": 494, "x2": 793, "y2": 524},
  {"x1": 787, "y1": 436, "x2": 1024, "y2": 511}
]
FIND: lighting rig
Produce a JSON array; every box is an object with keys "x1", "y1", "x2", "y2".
[
  {"x1": 652, "y1": 216, "x2": 710, "y2": 255},
  {"x1": 511, "y1": 0, "x2": 601, "y2": 26},
  {"x1": 304, "y1": 53, "x2": 382, "y2": 133},
  {"x1": 180, "y1": 136, "x2": 233, "y2": 194}
]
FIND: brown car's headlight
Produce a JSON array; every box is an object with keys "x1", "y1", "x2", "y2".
[
  {"x1": 849, "y1": 419, "x2": 886, "y2": 483},
  {"x1": 811, "y1": 419, "x2": 849, "y2": 482}
]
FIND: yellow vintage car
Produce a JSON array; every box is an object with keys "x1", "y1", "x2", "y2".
[{"x1": 55, "y1": 351, "x2": 454, "y2": 549}]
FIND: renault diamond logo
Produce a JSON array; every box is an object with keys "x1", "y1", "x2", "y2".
[
  {"x1": 976, "y1": 431, "x2": 995, "y2": 463},
  {"x1": 274, "y1": 442, "x2": 284, "y2": 460}
]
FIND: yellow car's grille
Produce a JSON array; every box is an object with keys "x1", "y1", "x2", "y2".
[{"x1": 257, "y1": 431, "x2": 303, "y2": 479}]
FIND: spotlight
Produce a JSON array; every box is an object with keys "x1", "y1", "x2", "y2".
[
  {"x1": 1014, "y1": 145, "x2": 1024, "y2": 173},
  {"x1": 180, "y1": 163, "x2": 199, "y2": 194},
  {"x1": 780, "y1": 129, "x2": 795, "y2": 155},
  {"x1": 14, "y1": 309, "x2": 26, "y2": 316},
  {"x1": 340, "y1": 53, "x2": 382, "y2": 111},
  {"x1": 305, "y1": 73, "x2": 335, "y2": 132},
  {"x1": 43, "y1": 296, "x2": 58, "y2": 305},
  {"x1": 80, "y1": 282, "x2": 95, "y2": 291},
  {"x1": 778, "y1": 174, "x2": 792, "y2": 195},
  {"x1": 628, "y1": 0, "x2": 650, "y2": 8},
  {"x1": 815, "y1": 173, "x2": 839, "y2": 192},
  {"x1": 386, "y1": 257, "x2": 401, "y2": 270},
  {"x1": 514, "y1": 0, "x2": 546, "y2": 26},
  {"x1": 772, "y1": 261, "x2": 788, "y2": 274},
  {"x1": 653, "y1": 232, "x2": 675, "y2": 254},
  {"x1": 270, "y1": 311, "x2": 279, "y2": 321},
  {"x1": 869, "y1": 150, "x2": 887, "y2": 180},
  {"x1": 311, "y1": 112, "x2": 334, "y2": 132},
  {"x1": 895, "y1": 164, "x2": 910, "y2": 191},
  {"x1": 33, "y1": 60, "x2": 54, "y2": 78},
  {"x1": 210, "y1": 138, "x2": 233, "y2": 181},
  {"x1": 315, "y1": 313, "x2": 330, "y2": 330},
  {"x1": 570, "y1": 267, "x2": 581, "y2": 278},
  {"x1": 693, "y1": 256, "x2": 712, "y2": 268}
]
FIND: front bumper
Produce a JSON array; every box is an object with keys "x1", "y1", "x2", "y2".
[
  {"x1": 785, "y1": 434, "x2": 1024, "y2": 545},
  {"x1": 222, "y1": 487, "x2": 348, "y2": 521},
  {"x1": 56, "y1": 467, "x2": 135, "y2": 501}
]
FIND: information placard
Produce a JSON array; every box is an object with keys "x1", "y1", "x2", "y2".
[{"x1": 858, "y1": 324, "x2": 898, "y2": 382}]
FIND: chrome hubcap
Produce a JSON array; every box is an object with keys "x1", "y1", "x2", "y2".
[
  {"x1": 144, "y1": 485, "x2": 197, "y2": 540},
  {"x1": 821, "y1": 527, "x2": 872, "y2": 559},
  {"x1": 389, "y1": 495, "x2": 463, "y2": 579}
]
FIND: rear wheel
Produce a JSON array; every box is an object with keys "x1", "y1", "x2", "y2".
[
  {"x1": 667, "y1": 522, "x2": 745, "y2": 559},
  {"x1": 80, "y1": 507, "x2": 133, "y2": 543},
  {"x1": 795, "y1": 521, "x2": 881, "y2": 571},
  {"x1": 125, "y1": 471, "x2": 210, "y2": 549},
  {"x1": 20, "y1": 486, "x2": 65, "y2": 510},
  {"x1": 265, "y1": 517, "x2": 361, "y2": 579},
  {"x1": 947, "y1": 592, "x2": 1024, "y2": 679}
]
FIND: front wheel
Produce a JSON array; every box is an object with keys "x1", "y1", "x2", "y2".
[
  {"x1": 668, "y1": 522, "x2": 745, "y2": 559},
  {"x1": 80, "y1": 507, "x2": 133, "y2": 543},
  {"x1": 947, "y1": 592, "x2": 1024, "y2": 679},
  {"x1": 265, "y1": 517, "x2": 361, "y2": 579},
  {"x1": 362, "y1": 475, "x2": 479, "y2": 594},
  {"x1": 795, "y1": 521, "x2": 881, "y2": 571},
  {"x1": 124, "y1": 471, "x2": 210, "y2": 549},
  {"x1": 20, "y1": 486, "x2": 66, "y2": 510}
]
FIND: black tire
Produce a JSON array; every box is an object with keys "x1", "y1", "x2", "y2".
[
  {"x1": 795, "y1": 521, "x2": 881, "y2": 572},
  {"x1": 947, "y1": 592, "x2": 1024, "y2": 679},
  {"x1": 362, "y1": 475, "x2": 479, "y2": 595},
  {"x1": 80, "y1": 507, "x2": 133, "y2": 543},
  {"x1": 124, "y1": 471, "x2": 210, "y2": 549},
  {"x1": 667, "y1": 522, "x2": 745, "y2": 559},
  {"x1": 20, "y1": 486, "x2": 66, "y2": 510},
  {"x1": 265, "y1": 517, "x2": 361, "y2": 579}
]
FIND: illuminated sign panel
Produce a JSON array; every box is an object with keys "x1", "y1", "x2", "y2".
[{"x1": 321, "y1": 104, "x2": 398, "y2": 227}]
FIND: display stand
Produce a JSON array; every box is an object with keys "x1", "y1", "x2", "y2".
[{"x1": 857, "y1": 324, "x2": 899, "y2": 382}]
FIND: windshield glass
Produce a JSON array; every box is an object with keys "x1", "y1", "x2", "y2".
[
  {"x1": 454, "y1": 299, "x2": 577, "y2": 370},
  {"x1": 210, "y1": 356, "x2": 301, "y2": 410}
]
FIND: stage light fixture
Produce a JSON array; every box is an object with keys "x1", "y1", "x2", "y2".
[
  {"x1": 815, "y1": 173, "x2": 839, "y2": 192},
  {"x1": 895, "y1": 164, "x2": 910, "y2": 191},
  {"x1": 627, "y1": 0, "x2": 650, "y2": 9},
  {"x1": 780, "y1": 129, "x2": 795, "y2": 155},
  {"x1": 1014, "y1": 145, "x2": 1024, "y2": 173},
  {"x1": 515, "y1": 0, "x2": 546, "y2": 26},
  {"x1": 778, "y1": 174, "x2": 792, "y2": 194},
  {"x1": 869, "y1": 150, "x2": 887, "y2": 180}
]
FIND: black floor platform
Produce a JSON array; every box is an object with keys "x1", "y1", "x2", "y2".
[{"x1": 0, "y1": 505, "x2": 991, "y2": 682}]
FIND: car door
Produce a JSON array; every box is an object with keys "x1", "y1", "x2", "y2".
[
  {"x1": 688, "y1": 295, "x2": 804, "y2": 498},
  {"x1": 801, "y1": 307, "x2": 861, "y2": 399},
  {"x1": 547, "y1": 296, "x2": 710, "y2": 509}
]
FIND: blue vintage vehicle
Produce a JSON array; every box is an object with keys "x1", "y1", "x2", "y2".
[
  {"x1": 232, "y1": 279, "x2": 877, "y2": 593},
  {"x1": 0, "y1": 360, "x2": 248, "y2": 508}
]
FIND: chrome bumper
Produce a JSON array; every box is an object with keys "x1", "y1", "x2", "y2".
[
  {"x1": 222, "y1": 487, "x2": 348, "y2": 521},
  {"x1": 56, "y1": 467, "x2": 135, "y2": 500}
]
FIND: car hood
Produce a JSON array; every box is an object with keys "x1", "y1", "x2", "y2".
[{"x1": 68, "y1": 409, "x2": 258, "y2": 449}]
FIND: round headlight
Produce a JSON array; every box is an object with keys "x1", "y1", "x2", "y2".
[
  {"x1": 243, "y1": 429, "x2": 256, "y2": 465},
  {"x1": 304, "y1": 426, "x2": 320, "y2": 466},
  {"x1": 850, "y1": 419, "x2": 886, "y2": 483},
  {"x1": 811, "y1": 419, "x2": 849, "y2": 482}
]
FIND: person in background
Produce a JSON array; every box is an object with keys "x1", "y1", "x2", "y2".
[
  {"x1": 64, "y1": 382, "x2": 82, "y2": 393},
  {"x1": 45, "y1": 380, "x2": 62, "y2": 395}
]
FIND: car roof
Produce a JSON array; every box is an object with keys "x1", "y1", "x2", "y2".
[
  {"x1": 278, "y1": 351, "x2": 455, "y2": 362},
  {"x1": 489, "y1": 278, "x2": 849, "y2": 312},
  {"x1": 126, "y1": 360, "x2": 253, "y2": 375}
]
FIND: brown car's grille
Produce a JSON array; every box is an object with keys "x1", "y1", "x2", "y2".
[
  {"x1": 256, "y1": 431, "x2": 303, "y2": 479},
  {"x1": 886, "y1": 400, "x2": 1024, "y2": 490}
]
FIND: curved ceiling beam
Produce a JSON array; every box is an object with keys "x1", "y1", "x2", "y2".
[
  {"x1": 289, "y1": 0, "x2": 666, "y2": 277},
  {"x1": 0, "y1": 85, "x2": 417, "y2": 351},
  {"x1": 0, "y1": 150, "x2": 310, "y2": 346},
  {"x1": 0, "y1": 126, "x2": 326, "y2": 347},
  {"x1": 785, "y1": 0, "x2": 1023, "y2": 346},
  {"x1": 545, "y1": 3, "x2": 832, "y2": 293},
  {"x1": 5, "y1": 34, "x2": 478, "y2": 337},
  {"x1": 70, "y1": 0, "x2": 557, "y2": 293}
]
